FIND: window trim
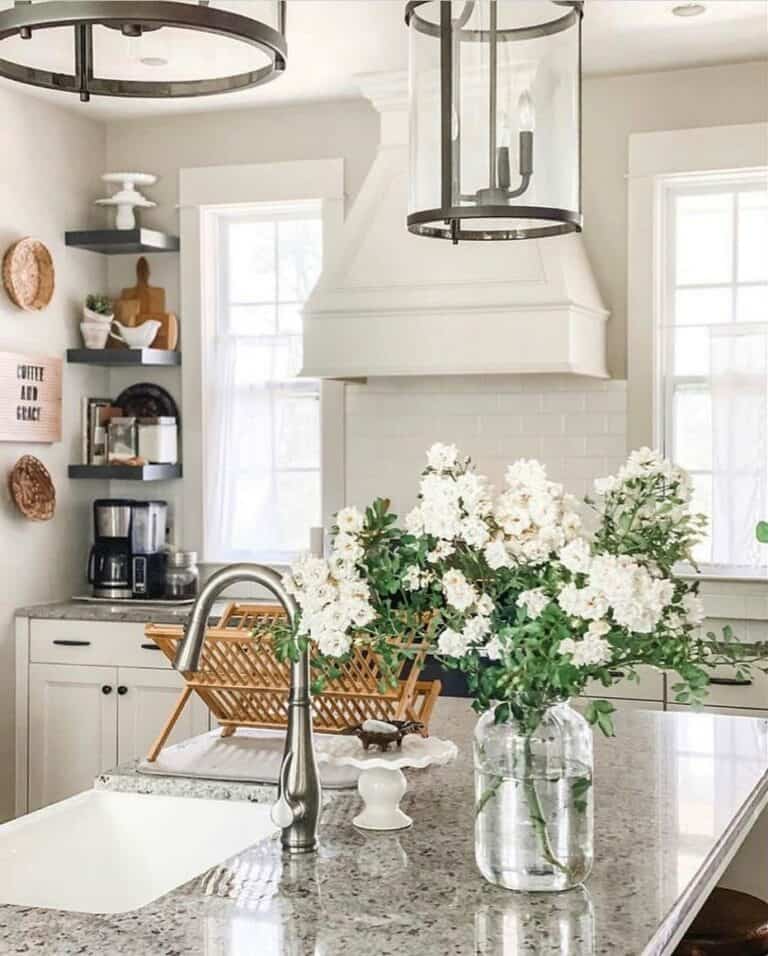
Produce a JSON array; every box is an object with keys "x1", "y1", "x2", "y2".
[
  {"x1": 178, "y1": 159, "x2": 345, "y2": 572},
  {"x1": 627, "y1": 122, "x2": 768, "y2": 453}
]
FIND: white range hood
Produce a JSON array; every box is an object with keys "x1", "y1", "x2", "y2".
[{"x1": 303, "y1": 73, "x2": 609, "y2": 380}]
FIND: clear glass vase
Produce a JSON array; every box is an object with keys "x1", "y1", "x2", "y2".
[{"x1": 474, "y1": 701, "x2": 594, "y2": 892}]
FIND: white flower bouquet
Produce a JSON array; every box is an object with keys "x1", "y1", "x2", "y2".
[{"x1": 283, "y1": 443, "x2": 766, "y2": 731}]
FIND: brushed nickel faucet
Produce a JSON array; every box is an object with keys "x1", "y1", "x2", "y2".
[{"x1": 173, "y1": 562, "x2": 321, "y2": 854}]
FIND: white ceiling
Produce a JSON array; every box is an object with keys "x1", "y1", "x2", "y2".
[{"x1": 0, "y1": 0, "x2": 766, "y2": 119}]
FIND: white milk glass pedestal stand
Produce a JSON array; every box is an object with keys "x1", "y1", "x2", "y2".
[{"x1": 318, "y1": 735, "x2": 457, "y2": 831}]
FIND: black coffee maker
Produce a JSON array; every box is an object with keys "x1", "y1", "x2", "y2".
[{"x1": 88, "y1": 499, "x2": 168, "y2": 599}]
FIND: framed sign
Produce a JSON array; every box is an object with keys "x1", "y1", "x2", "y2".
[{"x1": 0, "y1": 351, "x2": 62, "y2": 443}]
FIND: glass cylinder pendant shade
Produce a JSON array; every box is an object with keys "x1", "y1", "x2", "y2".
[{"x1": 406, "y1": 1, "x2": 583, "y2": 241}]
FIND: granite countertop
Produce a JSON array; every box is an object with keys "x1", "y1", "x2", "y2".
[
  {"x1": 3, "y1": 700, "x2": 768, "y2": 956},
  {"x1": 14, "y1": 600, "x2": 222, "y2": 626}
]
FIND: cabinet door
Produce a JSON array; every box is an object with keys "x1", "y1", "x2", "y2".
[
  {"x1": 28, "y1": 663, "x2": 118, "y2": 812},
  {"x1": 117, "y1": 667, "x2": 210, "y2": 764}
]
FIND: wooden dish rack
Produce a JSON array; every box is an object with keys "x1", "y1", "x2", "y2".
[{"x1": 144, "y1": 601, "x2": 442, "y2": 762}]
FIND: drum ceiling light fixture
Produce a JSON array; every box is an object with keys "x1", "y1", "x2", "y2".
[
  {"x1": 0, "y1": 0, "x2": 287, "y2": 102},
  {"x1": 406, "y1": 0, "x2": 583, "y2": 242}
]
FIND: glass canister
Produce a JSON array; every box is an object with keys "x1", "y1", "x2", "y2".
[
  {"x1": 107, "y1": 417, "x2": 137, "y2": 463},
  {"x1": 474, "y1": 701, "x2": 593, "y2": 892},
  {"x1": 137, "y1": 417, "x2": 178, "y2": 464},
  {"x1": 165, "y1": 550, "x2": 199, "y2": 599}
]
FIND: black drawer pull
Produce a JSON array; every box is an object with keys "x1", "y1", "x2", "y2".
[
  {"x1": 141, "y1": 643, "x2": 161, "y2": 651},
  {"x1": 710, "y1": 677, "x2": 753, "y2": 687},
  {"x1": 117, "y1": 685, "x2": 128, "y2": 696},
  {"x1": 101, "y1": 685, "x2": 112, "y2": 695},
  {"x1": 609, "y1": 670, "x2": 624, "y2": 679},
  {"x1": 53, "y1": 639, "x2": 91, "y2": 647}
]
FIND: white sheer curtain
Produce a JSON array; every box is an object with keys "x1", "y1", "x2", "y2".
[
  {"x1": 204, "y1": 203, "x2": 322, "y2": 564},
  {"x1": 710, "y1": 323, "x2": 768, "y2": 567}
]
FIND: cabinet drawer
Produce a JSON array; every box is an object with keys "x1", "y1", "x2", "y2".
[
  {"x1": 583, "y1": 666, "x2": 665, "y2": 702},
  {"x1": 29, "y1": 620, "x2": 171, "y2": 669},
  {"x1": 667, "y1": 665, "x2": 768, "y2": 712}
]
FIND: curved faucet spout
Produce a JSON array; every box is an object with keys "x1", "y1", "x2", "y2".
[{"x1": 173, "y1": 562, "x2": 321, "y2": 854}]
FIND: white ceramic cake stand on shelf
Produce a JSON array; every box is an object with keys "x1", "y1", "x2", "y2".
[{"x1": 317, "y1": 735, "x2": 458, "y2": 831}]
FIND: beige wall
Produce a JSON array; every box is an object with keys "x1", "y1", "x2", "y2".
[
  {"x1": 0, "y1": 86, "x2": 107, "y2": 821},
  {"x1": 583, "y1": 59, "x2": 768, "y2": 378}
]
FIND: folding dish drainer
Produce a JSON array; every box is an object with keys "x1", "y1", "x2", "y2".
[{"x1": 144, "y1": 602, "x2": 442, "y2": 761}]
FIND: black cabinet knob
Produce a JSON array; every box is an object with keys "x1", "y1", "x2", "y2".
[
  {"x1": 101, "y1": 685, "x2": 112, "y2": 695},
  {"x1": 117, "y1": 685, "x2": 128, "y2": 696}
]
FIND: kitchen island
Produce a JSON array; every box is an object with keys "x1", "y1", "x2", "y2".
[{"x1": 3, "y1": 699, "x2": 768, "y2": 955}]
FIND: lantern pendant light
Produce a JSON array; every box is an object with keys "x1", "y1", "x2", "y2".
[{"x1": 406, "y1": 1, "x2": 583, "y2": 242}]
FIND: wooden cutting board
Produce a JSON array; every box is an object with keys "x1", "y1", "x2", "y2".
[{"x1": 119, "y1": 257, "x2": 165, "y2": 315}]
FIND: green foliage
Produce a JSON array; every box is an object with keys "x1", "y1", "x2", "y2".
[
  {"x1": 85, "y1": 294, "x2": 112, "y2": 316},
  {"x1": 757, "y1": 521, "x2": 768, "y2": 544}
]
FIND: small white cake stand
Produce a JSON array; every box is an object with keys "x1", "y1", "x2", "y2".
[
  {"x1": 96, "y1": 172, "x2": 158, "y2": 230},
  {"x1": 318, "y1": 735, "x2": 458, "y2": 831}
]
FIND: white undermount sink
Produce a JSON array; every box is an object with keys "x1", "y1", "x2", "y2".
[{"x1": 0, "y1": 789, "x2": 277, "y2": 914}]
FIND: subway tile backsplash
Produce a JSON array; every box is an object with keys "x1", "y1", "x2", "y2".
[{"x1": 345, "y1": 376, "x2": 628, "y2": 516}]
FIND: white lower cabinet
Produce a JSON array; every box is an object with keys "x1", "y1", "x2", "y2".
[
  {"x1": 17, "y1": 618, "x2": 212, "y2": 816},
  {"x1": 28, "y1": 663, "x2": 118, "y2": 812},
  {"x1": 117, "y1": 667, "x2": 209, "y2": 763}
]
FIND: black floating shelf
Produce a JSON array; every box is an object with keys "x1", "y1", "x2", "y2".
[
  {"x1": 67, "y1": 348, "x2": 181, "y2": 367},
  {"x1": 65, "y1": 228, "x2": 180, "y2": 255},
  {"x1": 68, "y1": 464, "x2": 182, "y2": 481}
]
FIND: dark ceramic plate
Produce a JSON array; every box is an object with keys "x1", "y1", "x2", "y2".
[{"x1": 115, "y1": 383, "x2": 179, "y2": 421}]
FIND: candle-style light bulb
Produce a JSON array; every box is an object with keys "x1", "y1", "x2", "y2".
[{"x1": 518, "y1": 90, "x2": 535, "y2": 132}]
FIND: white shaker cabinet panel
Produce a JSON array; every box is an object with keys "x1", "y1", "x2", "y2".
[
  {"x1": 28, "y1": 663, "x2": 118, "y2": 812},
  {"x1": 582, "y1": 666, "x2": 664, "y2": 703},
  {"x1": 116, "y1": 667, "x2": 209, "y2": 765}
]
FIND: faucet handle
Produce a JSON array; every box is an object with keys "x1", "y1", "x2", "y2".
[{"x1": 271, "y1": 795, "x2": 296, "y2": 829}]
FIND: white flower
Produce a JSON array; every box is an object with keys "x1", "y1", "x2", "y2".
[
  {"x1": 402, "y1": 566, "x2": 432, "y2": 591},
  {"x1": 593, "y1": 475, "x2": 619, "y2": 496},
  {"x1": 437, "y1": 627, "x2": 469, "y2": 658},
  {"x1": 484, "y1": 537, "x2": 511, "y2": 570},
  {"x1": 476, "y1": 593, "x2": 494, "y2": 617},
  {"x1": 336, "y1": 506, "x2": 364, "y2": 534},
  {"x1": 460, "y1": 515, "x2": 490, "y2": 549},
  {"x1": 559, "y1": 538, "x2": 592, "y2": 574},
  {"x1": 455, "y1": 472, "x2": 493, "y2": 516},
  {"x1": 557, "y1": 583, "x2": 609, "y2": 621},
  {"x1": 517, "y1": 588, "x2": 550, "y2": 619},
  {"x1": 682, "y1": 592, "x2": 705, "y2": 627},
  {"x1": 426, "y1": 442, "x2": 459, "y2": 473},
  {"x1": 317, "y1": 631, "x2": 352, "y2": 657},
  {"x1": 332, "y1": 533, "x2": 364, "y2": 565},
  {"x1": 405, "y1": 506, "x2": 425, "y2": 536},
  {"x1": 462, "y1": 615, "x2": 490, "y2": 644},
  {"x1": 586, "y1": 619, "x2": 611, "y2": 639},
  {"x1": 505, "y1": 459, "x2": 549, "y2": 489},
  {"x1": 442, "y1": 568, "x2": 477, "y2": 611},
  {"x1": 483, "y1": 636, "x2": 504, "y2": 661},
  {"x1": 427, "y1": 540, "x2": 455, "y2": 563},
  {"x1": 559, "y1": 630, "x2": 612, "y2": 667}
]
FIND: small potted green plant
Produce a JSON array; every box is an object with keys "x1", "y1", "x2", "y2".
[{"x1": 83, "y1": 294, "x2": 113, "y2": 324}]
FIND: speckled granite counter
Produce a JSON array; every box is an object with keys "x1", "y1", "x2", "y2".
[
  {"x1": 3, "y1": 700, "x2": 768, "y2": 956},
  {"x1": 14, "y1": 600, "x2": 228, "y2": 626},
  {"x1": 15, "y1": 600, "x2": 194, "y2": 625}
]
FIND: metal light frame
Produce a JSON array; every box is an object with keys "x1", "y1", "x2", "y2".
[
  {"x1": 405, "y1": 0, "x2": 583, "y2": 242},
  {"x1": 0, "y1": 0, "x2": 287, "y2": 102}
]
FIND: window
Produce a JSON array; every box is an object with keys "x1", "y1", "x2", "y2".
[
  {"x1": 203, "y1": 200, "x2": 323, "y2": 564},
  {"x1": 659, "y1": 174, "x2": 768, "y2": 567}
]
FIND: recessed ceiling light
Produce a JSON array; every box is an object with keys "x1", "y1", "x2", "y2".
[
  {"x1": 140, "y1": 57, "x2": 169, "y2": 67},
  {"x1": 672, "y1": 3, "x2": 707, "y2": 16}
]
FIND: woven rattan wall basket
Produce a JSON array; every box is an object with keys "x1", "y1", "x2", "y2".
[
  {"x1": 144, "y1": 602, "x2": 442, "y2": 762},
  {"x1": 2, "y1": 238, "x2": 55, "y2": 311}
]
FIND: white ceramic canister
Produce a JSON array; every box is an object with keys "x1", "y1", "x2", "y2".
[{"x1": 137, "y1": 417, "x2": 178, "y2": 464}]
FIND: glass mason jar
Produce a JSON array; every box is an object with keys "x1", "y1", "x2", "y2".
[{"x1": 474, "y1": 701, "x2": 593, "y2": 892}]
